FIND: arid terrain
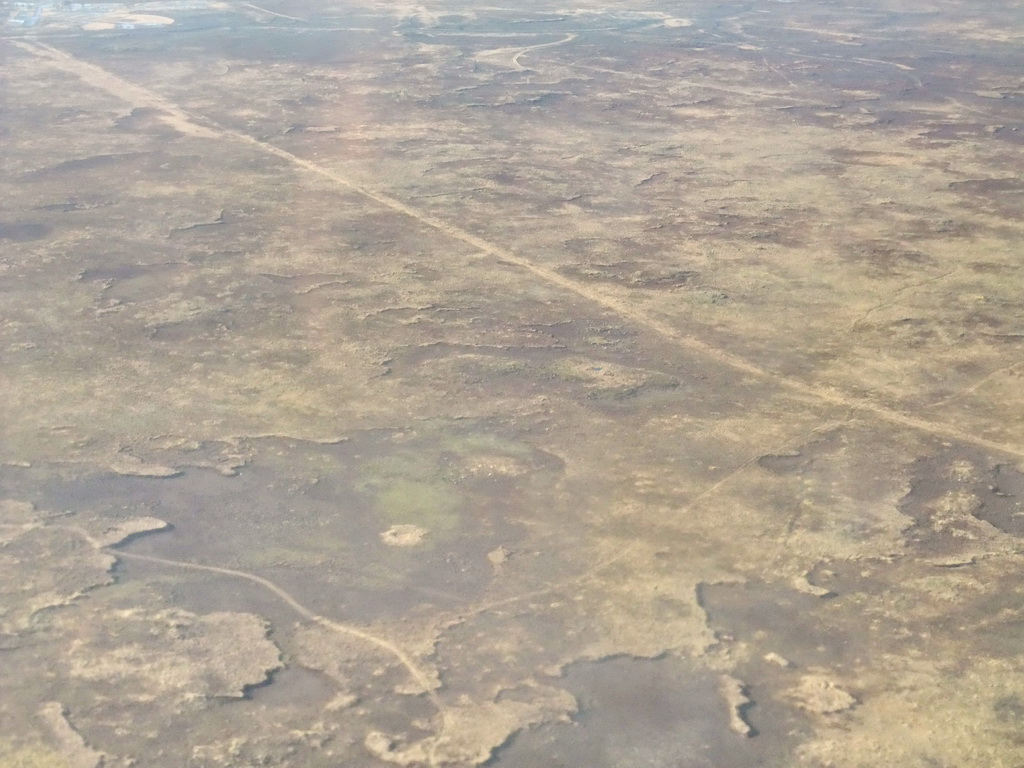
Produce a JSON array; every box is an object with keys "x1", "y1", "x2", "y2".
[{"x1": 2, "y1": 0, "x2": 1023, "y2": 765}]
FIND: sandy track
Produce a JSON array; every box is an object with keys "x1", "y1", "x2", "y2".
[
  {"x1": 515, "y1": 34, "x2": 576, "y2": 69},
  {"x1": 239, "y1": 2, "x2": 306, "y2": 22},
  {"x1": 13, "y1": 39, "x2": 1024, "y2": 462},
  {"x1": 475, "y1": 33, "x2": 577, "y2": 71},
  {"x1": 114, "y1": 550, "x2": 443, "y2": 704}
]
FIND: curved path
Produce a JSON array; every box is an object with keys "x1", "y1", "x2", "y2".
[
  {"x1": 511, "y1": 33, "x2": 576, "y2": 70},
  {"x1": 473, "y1": 33, "x2": 576, "y2": 71},
  {"x1": 113, "y1": 549, "x2": 445, "y2": 716}
]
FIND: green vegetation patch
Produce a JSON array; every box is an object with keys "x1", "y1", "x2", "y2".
[{"x1": 356, "y1": 451, "x2": 463, "y2": 533}]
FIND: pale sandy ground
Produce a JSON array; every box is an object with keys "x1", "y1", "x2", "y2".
[{"x1": 1, "y1": 1, "x2": 1023, "y2": 766}]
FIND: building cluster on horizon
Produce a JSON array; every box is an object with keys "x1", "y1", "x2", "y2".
[{"x1": 5, "y1": 5, "x2": 42, "y2": 25}]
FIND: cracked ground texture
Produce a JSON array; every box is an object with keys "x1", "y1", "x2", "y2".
[{"x1": 1, "y1": 0, "x2": 1023, "y2": 765}]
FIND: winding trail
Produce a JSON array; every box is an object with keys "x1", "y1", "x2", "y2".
[
  {"x1": 113, "y1": 550, "x2": 444, "y2": 711},
  {"x1": 7, "y1": 30, "x2": 1024, "y2": 768},
  {"x1": 18, "y1": 521, "x2": 454, "y2": 760},
  {"x1": 511, "y1": 33, "x2": 576, "y2": 70},
  {"x1": 473, "y1": 33, "x2": 576, "y2": 71}
]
